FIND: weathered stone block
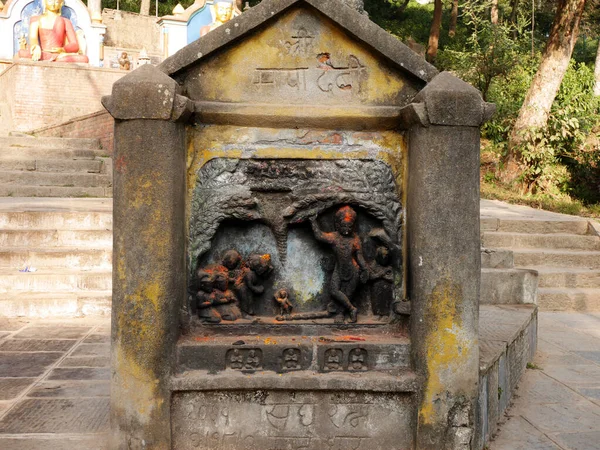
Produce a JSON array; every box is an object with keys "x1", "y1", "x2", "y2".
[{"x1": 171, "y1": 390, "x2": 415, "y2": 450}]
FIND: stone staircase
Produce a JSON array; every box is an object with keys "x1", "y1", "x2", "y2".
[
  {"x1": 0, "y1": 136, "x2": 112, "y2": 198},
  {"x1": 0, "y1": 198, "x2": 112, "y2": 317},
  {"x1": 482, "y1": 216, "x2": 600, "y2": 311}
]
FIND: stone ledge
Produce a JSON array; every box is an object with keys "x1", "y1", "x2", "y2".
[
  {"x1": 171, "y1": 369, "x2": 418, "y2": 393},
  {"x1": 481, "y1": 268, "x2": 538, "y2": 305},
  {"x1": 2, "y1": 59, "x2": 123, "y2": 74},
  {"x1": 475, "y1": 304, "x2": 538, "y2": 450}
]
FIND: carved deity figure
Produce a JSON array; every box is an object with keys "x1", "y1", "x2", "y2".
[
  {"x1": 368, "y1": 229, "x2": 395, "y2": 317},
  {"x1": 274, "y1": 288, "x2": 293, "y2": 317},
  {"x1": 237, "y1": 253, "x2": 273, "y2": 316},
  {"x1": 18, "y1": 0, "x2": 88, "y2": 63},
  {"x1": 195, "y1": 265, "x2": 241, "y2": 322},
  {"x1": 310, "y1": 206, "x2": 369, "y2": 323},
  {"x1": 210, "y1": 265, "x2": 242, "y2": 321},
  {"x1": 222, "y1": 249, "x2": 244, "y2": 287},
  {"x1": 200, "y1": 0, "x2": 235, "y2": 37},
  {"x1": 195, "y1": 269, "x2": 222, "y2": 323}
]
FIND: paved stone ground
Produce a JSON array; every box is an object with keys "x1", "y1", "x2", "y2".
[
  {"x1": 490, "y1": 312, "x2": 600, "y2": 450},
  {"x1": 0, "y1": 318, "x2": 110, "y2": 449}
]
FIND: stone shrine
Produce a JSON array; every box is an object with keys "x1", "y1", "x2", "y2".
[{"x1": 103, "y1": 0, "x2": 494, "y2": 448}]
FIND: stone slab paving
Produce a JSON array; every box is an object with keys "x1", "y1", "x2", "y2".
[
  {"x1": 490, "y1": 312, "x2": 600, "y2": 450},
  {"x1": 0, "y1": 318, "x2": 110, "y2": 449}
]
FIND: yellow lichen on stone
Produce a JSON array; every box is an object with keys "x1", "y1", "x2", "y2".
[
  {"x1": 113, "y1": 344, "x2": 162, "y2": 423},
  {"x1": 419, "y1": 279, "x2": 473, "y2": 425},
  {"x1": 187, "y1": 6, "x2": 411, "y2": 107}
]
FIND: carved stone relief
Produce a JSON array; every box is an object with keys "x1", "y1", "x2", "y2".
[{"x1": 189, "y1": 159, "x2": 403, "y2": 324}]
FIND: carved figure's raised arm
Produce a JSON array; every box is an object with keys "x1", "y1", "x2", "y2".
[{"x1": 310, "y1": 216, "x2": 335, "y2": 244}]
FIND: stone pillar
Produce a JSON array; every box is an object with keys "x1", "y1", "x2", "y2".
[
  {"x1": 102, "y1": 65, "x2": 192, "y2": 450},
  {"x1": 406, "y1": 72, "x2": 494, "y2": 449}
]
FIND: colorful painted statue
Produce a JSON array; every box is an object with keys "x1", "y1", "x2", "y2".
[
  {"x1": 18, "y1": 0, "x2": 88, "y2": 63},
  {"x1": 200, "y1": 0, "x2": 236, "y2": 37},
  {"x1": 310, "y1": 205, "x2": 369, "y2": 323}
]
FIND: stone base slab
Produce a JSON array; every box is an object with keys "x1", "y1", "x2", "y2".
[{"x1": 171, "y1": 390, "x2": 415, "y2": 450}]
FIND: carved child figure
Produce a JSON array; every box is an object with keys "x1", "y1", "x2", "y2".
[
  {"x1": 210, "y1": 265, "x2": 242, "y2": 321},
  {"x1": 195, "y1": 269, "x2": 222, "y2": 323},
  {"x1": 310, "y1": 205, "x2": 369, "y2": 323},
  {"x1": 222, "y1": 249, "x2": 245, "y2": 298},
  {"x1": 236, "y1": 253, "x2": 273, "y2": 316},
  {"x1": 274, "y1": 288, "x2": 293, "y2": 318},
  {"x1": 368, "y1": 229, "x2": 395, "y2": 317}
]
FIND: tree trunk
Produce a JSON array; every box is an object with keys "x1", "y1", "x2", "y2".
[
  {"x1": 140, "y1": 0, "x2": 150, "y2": 16},
  {"x1": 509, "y1": 0, "x2": 519, "y2": 24},
  {"x1": 507, "y1": 0, "x2": 587, "y2": 156},
  {"x1": 449, "y1": 0, "x2": 458, "y2": 37},
  {"x1": 396, "y1": 0, "x2": 410, "y2": 18},
  {"x1": 491, "y1": 0, "x2": 499, "y2": 24},
  {"x1": 427, "y1": 0, "x2": 443, "y2": 62},
  {"x1": 510, "y1": 0, "x2": 520, "y2": 37},
  {"x1": 594, "y1": 41, "x2": 600, "y2": 96}
]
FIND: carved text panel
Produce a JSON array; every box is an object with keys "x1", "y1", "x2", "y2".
[{"x1": 171, "y1": 391, "x2": 414, "y2": 450}]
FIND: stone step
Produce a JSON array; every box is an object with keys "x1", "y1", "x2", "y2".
[
  {"x1": 0, "y1": 269, "x2": 112, "y2": 292},
  {"x1": 0, "y1": 247, "x2": 112, "y2": 269},
  {"x1": 0, "y1": 148, "x2": 107, "y2": 160},
  {"x1": 513, "y1": 249, "x2": 600, "y2": 269},
  {"x1": 489, "y1": 219, "x2": 590, "y2": 235},
  {"x1": 0, "y1": 185, "x2": 111, "y2": 198},
  {"x1": 0, "y1": 159, "x2": 104, "y2": 173},
  {"x1": 1, "y1": 136, "x2": 100, "y2": 150},
  {"x1": 480, "y1": 268, "x2": 538, "y2": 305},
  {"x1": 0, "y1": 229, "x2": 112, "y2": 247},
  {"x1": 0, "y1": 290, "x2": 111, "y2": 318},
  {"x1": 482, "y1": 232, "x2": 600, "y2": 251},
  {"x1": 0, "y1": 171, "x2": 111, "y2": 188},
  {"x1": 534, "y1": 267, "x2": 600, "y2": 289},
  {"x1": 0, "y1": 210, "x2": 112, "y2": 230},
  {"x1": 537, "y1": 288, "x2": 600, "y2": 311}
]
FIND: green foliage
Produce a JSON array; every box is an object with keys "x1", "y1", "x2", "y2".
[{"x1": 513, "y1": 61, "x2": 600, "y2": 201}]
